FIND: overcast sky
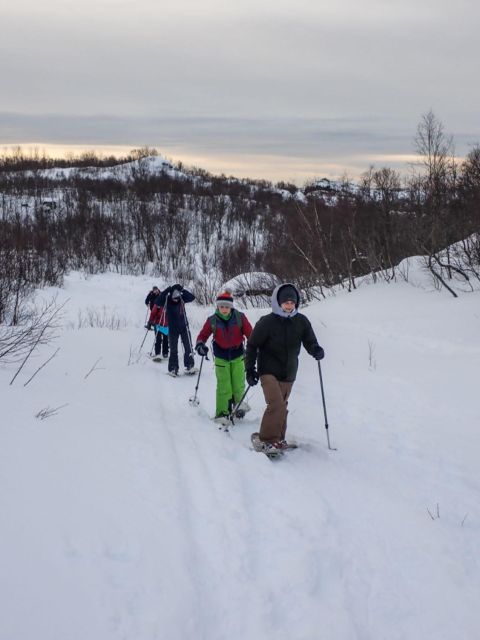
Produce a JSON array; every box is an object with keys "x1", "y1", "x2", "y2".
[{"x1": 1, "y1": 0, "x2": 479, "y2": 182}]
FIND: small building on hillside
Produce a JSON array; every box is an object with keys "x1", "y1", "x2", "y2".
[{"x1": 41, "y1": 198, "x2": 57, "y2": 211}]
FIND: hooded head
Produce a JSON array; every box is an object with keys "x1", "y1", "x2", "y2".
[
  {"x1": 271, "y1": 283, "x2": 300, "y2": 318},
  {"x1": 171, "y1": 288, "x2": 181, "y2": 301}
]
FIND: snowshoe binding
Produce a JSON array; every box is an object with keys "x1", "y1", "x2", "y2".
[
  {"x1": 251, "y1": 433, "x2": 284, "y2": 458},
  {"x1": 214, "y1": 415, "x2": 231, "y2": 429}
]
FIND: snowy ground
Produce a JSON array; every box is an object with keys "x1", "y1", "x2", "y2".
[{"x1": 1, "y1": 267, "x2": 479, "y2": 640}]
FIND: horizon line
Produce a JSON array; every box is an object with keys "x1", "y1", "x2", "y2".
[{"x1": 0, "y1": 142, "x2": 441, "y2": 185}]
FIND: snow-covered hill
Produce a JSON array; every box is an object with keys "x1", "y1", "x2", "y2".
[
  {"x1": 1, "y1": 265, "x2": 479, "y2": 640},
  {"x1": 11, "y1": 154, "x2": 358, "y2": 201},
  {"x1": 28, "y1": 154, "x2": 187, "y2": 183}
]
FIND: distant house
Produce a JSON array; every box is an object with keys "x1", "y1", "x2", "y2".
[
  {"x1": 316, "y1": 178, "x2": 332, "y2": 191},
  {"x1": 41, "y1": 198, "x2": 57, "y2": 211},
  {"x1": 304, "y1": 178, "x2": 332, "y2": 195}
]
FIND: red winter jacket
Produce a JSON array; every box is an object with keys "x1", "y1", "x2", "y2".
[
  {"x1": 196, "y1": 310, "x2": 252, "y2": 361},
  {"x1": 149, "y1": 304, "x2": 168, "y2": 327}
]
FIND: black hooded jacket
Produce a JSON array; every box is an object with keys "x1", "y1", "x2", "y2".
[
  {"x1": 156, "y1": 287, "x2": 195, "y2": 331},
  {"x1": 245, "y1": 283, "x2": 321, "y2": 382}
]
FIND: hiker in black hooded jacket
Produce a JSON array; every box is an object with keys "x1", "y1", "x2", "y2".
[{"x1": 245, "y1": 283, "x2": 324, "y2": 448}]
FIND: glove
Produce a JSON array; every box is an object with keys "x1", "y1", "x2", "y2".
[
  {"x1": 246, "y1": 369, "x2": 259, "y2": 387},
  {"x1": 196, "y1": 342, "x2": 209, "y2": 357},
  {"x1": 312, "y1": 345, "x2": 325, "y2": 360},
  {"x1": 145, "y1": 322, "x2": 153, "y2": 330}
]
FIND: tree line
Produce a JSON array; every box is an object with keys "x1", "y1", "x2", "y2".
[{"x1": 1, "y1": 111, "x2": 479, "y2": 324}]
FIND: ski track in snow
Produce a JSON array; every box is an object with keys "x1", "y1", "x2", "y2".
[{"x1": 1, "y1": 271, "x2": 480, "y2": 640}]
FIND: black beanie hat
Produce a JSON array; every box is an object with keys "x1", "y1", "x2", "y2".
[{"x1": 278, "y1": 285, "x2": 298, "y2": 304}]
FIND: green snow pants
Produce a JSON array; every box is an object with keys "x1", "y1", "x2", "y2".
[{"x1": 214, "y1": 355, "x2": 246, "y2": 417}]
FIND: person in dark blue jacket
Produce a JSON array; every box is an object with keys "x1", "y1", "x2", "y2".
[{"x1": 157, "y1": 284, "x2": 196, "y2": 376}]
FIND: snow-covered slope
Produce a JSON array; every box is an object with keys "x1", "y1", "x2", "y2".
[
  {"x1": 28, "y1": 154, "x2": 187, "y2": 182},
  {"x1": 1, "y1": 267, "x2": 479, "y2": 640}
]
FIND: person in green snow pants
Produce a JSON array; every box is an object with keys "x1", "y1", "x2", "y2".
[
  {"x1": 195, "y1": 290, "x2": 253, "y2": 424},
  {"x1": 214, "y1": 355, "x2": 247, "y2": 416}
]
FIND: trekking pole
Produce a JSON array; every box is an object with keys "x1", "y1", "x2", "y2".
[
  {"x1": 139, "y1": 328, "x2": 150, "y2": 351},
  {"x1": 161, "y1": 293, "x2": 170, "y2": 358},
  {"x1": 189, "y1": 355, "x2": 206, "y2": 406},
  {"x1": 229, "y1": 385, "x2": 251, "y2": 426},
  {"x1": 149, "y1": 330, "x2": 156, "y2": 357},
  {"x1": 182, "y1": 300, "x2": 194, "y2": 351},
  {"x1": 317, "y1": 360, "x2": 337, "y2": 450},
  {"x1": 180, "y1": 297, "x2": 195, "y2": 363}
]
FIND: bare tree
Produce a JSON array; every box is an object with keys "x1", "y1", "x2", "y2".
[
  {"x1": 414, "y1": 110, "x2": 453, "y2": 190},
  {"x1": 1, "y1": 297, "x2": 66, "y2": 384}
]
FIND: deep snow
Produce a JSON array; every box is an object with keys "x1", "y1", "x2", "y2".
[{"x1": 1, "y1": 266, "x2": 479, "y2": 640}]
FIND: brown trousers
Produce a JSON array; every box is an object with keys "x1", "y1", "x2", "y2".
[{"x1": 259, "y1": 374, "x2": 294, "y2": 443}]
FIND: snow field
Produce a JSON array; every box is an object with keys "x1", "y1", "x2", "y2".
[{"x1": 1, "y1": 269, "x2": 479, "y2": 640}]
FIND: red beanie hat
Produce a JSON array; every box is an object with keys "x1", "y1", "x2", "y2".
[{"x1": 216, "y1": 290, "x2": 234, "y2": 308}]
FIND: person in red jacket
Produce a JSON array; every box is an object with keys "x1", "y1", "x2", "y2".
[
  {"x1": 147, "y1": 297, "x2": 169, "y2": 360},
  {"x1": 195, "y1": 290, "x2": 253, "y2": 425}
]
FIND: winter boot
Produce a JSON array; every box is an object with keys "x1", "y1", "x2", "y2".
[
  {"x1": 251, "y1": 432, "x2": 283, "y2": 456},
  {"x1": 214, "y1": 414, "x2": 231, "y2": 427},
  {"x1": 185, "y1": 365, "x2": 199, "y2": 375}
]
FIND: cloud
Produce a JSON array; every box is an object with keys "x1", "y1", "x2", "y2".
[
  {"x1": 1, "y1": 110, "x2": 477, "y2": 182},
  {"x1": 0, "y1": 111, "x2": 411, "y2": 154},
  {"x1": 1, "y1": 0, "x2": 479, "y2": 121},
  {"x1": 1, "y1": 0, "x2": 479, "y2": 180}
]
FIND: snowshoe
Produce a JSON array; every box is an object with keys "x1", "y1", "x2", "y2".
[
  {"x1": 251, "y1": 433, "x2": 284, "y2": 458},
  {"x1": 236, "y1": 401, "x2": 251, "y2": 414},
  {"x1": 184, "y1": 366, "x2": 199, "y2": 376},
  {"x1": 151, "y1": 355, "x2": 163, "y2": 362},
  {"x1": 167, "y1": 370, "x2": 179, "y2": 377},
  {"x1": 214, "y1": 415, "x2": 231, "y2": 428},
  {"x1": 278, "y1": 439, "x2": 298, "y2": 450}
]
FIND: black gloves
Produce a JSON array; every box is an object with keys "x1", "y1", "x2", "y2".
[
  {"x1": 145, "y1": 322, "x2": 153, "y2": 330},
  {"x1": 246, "y1": 369, "x2": 259, "y2": 387},
  {"x1": 312, "y1": 345, "x2": 325, "y2": 360},
  {"x1": 196, "y1": 342, "x2": 209, "y2": 357}
]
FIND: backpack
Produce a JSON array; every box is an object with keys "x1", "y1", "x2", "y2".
[{"x1": 210, "y1": 309, "x2": 243, "y2": 334}]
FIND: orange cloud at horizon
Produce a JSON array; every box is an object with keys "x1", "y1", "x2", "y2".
[{"x1": 0, "y1": 142, "x2": 440, "y2": 184}]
